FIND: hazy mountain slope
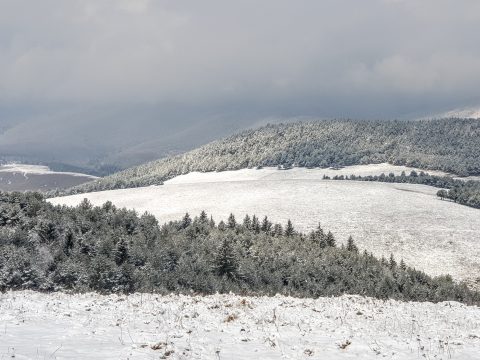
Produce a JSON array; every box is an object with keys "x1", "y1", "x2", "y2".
[
  {"x1": 63, "y1": 119, "x2": 480, "y2": 194},
  {"x1": 0, "y1": 106, "x2": 256, "y2": 173}
]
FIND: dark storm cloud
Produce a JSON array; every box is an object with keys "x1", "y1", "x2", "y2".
[
  {"x1": 2, "y1": 0, "x2": 480, "y2": 113},
  {"x1": 0, "y1": 0, "x2": 479, "y2": 167}
]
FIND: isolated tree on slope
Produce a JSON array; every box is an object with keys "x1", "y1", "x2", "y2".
[{"x1": 437, "y1": 189, "x2": 448, "y2": 200}]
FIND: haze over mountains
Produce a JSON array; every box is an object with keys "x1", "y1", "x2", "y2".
[{"x1": 0, "y1": 105, "x2": 265, "y2": 173}]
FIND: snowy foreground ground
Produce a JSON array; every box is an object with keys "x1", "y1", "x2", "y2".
[
  {"x1": 1, "y1": 291, "x2": 480, "y2": 360},
  {"x1": 51, "y1": 164, "x2": 480, "y2": 287}
]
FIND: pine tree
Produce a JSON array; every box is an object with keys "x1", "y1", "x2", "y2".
[
  {"x1": 380, "y1": 256, "x2": 388, "y2": 267},
  {"x1": 243, "y1": 214, "x2": 252, "y2": 229},
  {"x1": 325, "y1": 231, "x2": 336, "y2": 247},
  {"x1": 227, "y1": 213, "x2": 237, "y2": 229},
  {"x1": 209, "y1": 216, "x2": 216, "y2": 228},
  {"x1": 63, "y1": 229, "x2": 75, "y2": 256},
  {"x1": 399, "y1": 259, "x2": 407, "y2": 271},
  {"x1": 251, "y1": 215, "x2": 260, "y2": 233},
  {"x1": 37, "y1": 221, "x2": 58, "y2": 244},
  {"x1": 114, "y1": 238, "x2": 129, "y2": 265},
  {"x1": 273, "y1": 223, "x2": 283, "y2": 236},
  {"x1": 315, "y1": 223, "x2": 325, "y2": 238},
  {"x1": 213, "y1": 238, "x2": 238, "y2": 279},
  {"x1": 389, "y1": 254, "x2": 397, "y2": 269},
  {"x1": 182, "y1": 213, "x2": 192, "y2": 229},
  {"x1": 261, "y1": 216, "x2": 272, "y2": 233},
  {"x1": 218, "y1": 220, "x2": 226, "y2": 231},
  {"x1": 285, "y1": 219, "x2": 294, "y2": 237},
  {"x1": 346, "y1": 236, "x2": 358, "y2": 252},
  {"x1": 199, "y1": 210, "x2": 208, "y2": 223}
]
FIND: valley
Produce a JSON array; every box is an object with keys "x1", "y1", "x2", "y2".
[{"x1": 0, "y1": 164, "x2": 97, "y2": 192}]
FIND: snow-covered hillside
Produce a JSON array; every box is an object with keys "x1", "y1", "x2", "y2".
[
  {"x1": 1, "y1": 291, "x2": 479, "y2": 360},
  {"x1": 50, "y1": 165, "x2": 480, "y2": 287},
  {"x1": 427, "y1": 107, "x2": 480, "y2": 120}
]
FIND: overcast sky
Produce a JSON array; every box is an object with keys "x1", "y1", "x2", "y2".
[{"x1": 0, "y1": 0, "x2": 479, "y2": 165}]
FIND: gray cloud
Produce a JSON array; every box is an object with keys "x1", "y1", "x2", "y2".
[{"x1": 0, "y1": 0, "x2": 479, "y2": 167}]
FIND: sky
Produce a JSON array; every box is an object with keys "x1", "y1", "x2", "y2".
[{"x1": 0, "y1": 0, "x2": 479, "y2": 168}]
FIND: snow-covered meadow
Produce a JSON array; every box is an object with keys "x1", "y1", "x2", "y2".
[
  {"x1": 50, "y1": 164, "x2": 480, "y2": 287},
  {"x1": 1, "y1": 291, "x2": 479, "y2": 360}
]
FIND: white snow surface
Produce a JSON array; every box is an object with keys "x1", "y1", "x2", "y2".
[
  {"x1": 165, "y1": 164, "x2": 450, "y2": 185},
  {"x1": 0, "y1": 163, "x2": 97, "y2": 178},
  {"x1": 50, "y1": 165, "x2": 480, "y2": 286},
  {"x1": 1, "y1": 291, "x2": 479, "y2": 359}
]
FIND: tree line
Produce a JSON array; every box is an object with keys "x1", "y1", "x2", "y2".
[
  {"x1": 1, "y1": 191, "x2": 478, "y2": 304},
  {"x1": 325, "y1": 171, "x2": 480, "y2": 209},
  {"x1": 59, "y1": 118, "x2": 480, "y2": 195}
]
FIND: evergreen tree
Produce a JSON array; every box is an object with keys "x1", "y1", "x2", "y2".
[
  {"x1": 243, "y1": 214, "x2": 252, "y2": 229},
  {"x1": 63, "y1": 229, "x2": 75, "y2": 256},
  {"x1": 251, "y1": 215, "x2": 260, "y2": 233},
  {"x1": 389, "y1": 254, "x2": 397, "y2": 269},
  {"x1": 346, "y1": 236, "x2": 358, "y2": 252},
  {"x1": 213, "y1": 238, "x2": 238, "y2": 279},
  {"x1": 272, "y1": 223, "x2": 283, "y2": 236},
  {"x1": 218, "y1": 220, "x2": 226, "y2": 231},
  {"x1": 209, "y1": 216, "x2": 216, "y2": 228},
  {"x1": 181, "y1": 213, "x2": 192, "y2": 229},
  {"x1": 227, "y1": 213, "x2": 237, "y2": 229},
  {"x1": 325, "y1": 231, "x2": 336, "y2": 247},
  {"x1": 285, "y1": 219, "x2": 294, "y2": 237},
  {"x1": 199, "y1": 210, "x2": 208, "y2": 223},
  {"x1": 437, "y1": 189, "x2": 448, "y2": 200},
  {"x1": 261, "y1": 216, "x2": 272, "y2": 233},
  {"x1": 114, "y1": 238, "x2": 129, "y2": 266}
]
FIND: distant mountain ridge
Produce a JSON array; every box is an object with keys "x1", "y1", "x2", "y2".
[{"x1": 61, "y1": 118, "x2": 480, "y2": 195}]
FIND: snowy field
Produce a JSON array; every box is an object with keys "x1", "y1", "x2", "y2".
[
  {"x1": 50, "y1": 165, "x2": 480, "y2": 287},
  {"x1": 1, "y1": 291, "x2": 479, "y2": 360},
  {"x1": 0, "y1": 164, "x2": 97, "y2": 192},
  {"x1": 165, "y1": 163, "x2": 450, "y2": 185}
]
